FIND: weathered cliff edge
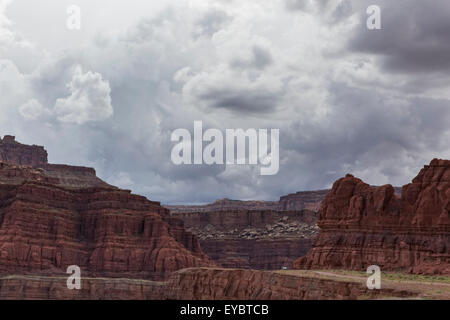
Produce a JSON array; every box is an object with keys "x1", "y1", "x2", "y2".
[
  {"x1": 0, "y1": 136, "x2": 214, "y2": 281},
  {"x1": 171, "y1": 209, "x2": 318, "y2": 269},
  {"x1": 166, "y1": 190, "x2": 329, "y2": 213},
  {"x1": 0, "y1": 135, "x2": 48, "y2": 167},
  {"x1": 295, "y1": 159, "x2": 450, "y2": 275},
  {"x1": 0, "y1": 268, "x2": 418, "y2": 300}
]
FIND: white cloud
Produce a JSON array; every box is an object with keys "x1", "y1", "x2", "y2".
[
  {"x1": 54, "y1": 66, "x2": 113, "y2": 124},
  {"x1": 19, "y1": 98, "x2": 48, "y2": 119},
  {"x1": 109, "y1": 171, "x2": 134, "y2": 188}
]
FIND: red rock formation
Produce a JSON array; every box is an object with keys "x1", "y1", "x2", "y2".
[
  {"x1": 165, "y1": 192, "x2": 327, "y2": 270},
  {"x1": 0, "y1": 139, "x2": 214, "y2": 281},
  {"x1": 166, "y1": 199, "x2": 280, "y2": 213},
  {"x1": 162, "y1": 268, "x2": 418, "y2": 300},
  {"x1": 0, "y1": 268, "x2": 418, "y2": 300},
  {"x1": 295, "y1": 159, "x2": 450, "y2": 274},
  {"x1": 171, "y1": 209, "x2": 318, "y2": 269},
  {"x1": 0, "y1": 275, "x2": 163, "y2": 300},
  {"x1": 199, "y1": 239, "x2": 312, "y2": 269},
  {"x1": 0, "y1": 136, "x2": 48, "y2": 167},
  {"x1": 279, "y1": 190, "x2": 329, "y2": 211}
]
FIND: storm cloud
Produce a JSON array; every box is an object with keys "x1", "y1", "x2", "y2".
[
  {"x1": 1, "y1": 0, "x2": 450, "y2": 204},
  {"x1": 348, "y1": 0, "x2": 450, "y2": 74}
]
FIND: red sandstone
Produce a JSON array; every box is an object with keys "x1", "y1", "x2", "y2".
[
  {"x1": 171, "y1": 209, "x2": 318, "y2": 269},
  {"x1": 295, "y1": 159, "x2": 450, "y2": 274},
  {"x1": 0, "y1": 139, "x2": 214, "y2": 281}
]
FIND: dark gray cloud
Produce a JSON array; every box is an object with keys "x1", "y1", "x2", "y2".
[
  {"x1": 349, "y1": 0, "x2": 450, "y2": 74},
  {"x1": 197, "y1": 86, "x2": 280, "y2": 113},
  {"x1": 193, "y1": 9, "x2": 231, "y2": 38},
  {"x1": 231, "y1": 45, "x2": 273, "y2": 70},
  {"x1": 279, "y1": 81, "x2": 450, "y2": 190}
]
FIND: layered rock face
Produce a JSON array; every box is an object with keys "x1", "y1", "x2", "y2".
[
  {"x1": 166, "y1": 192, "x2": 327, "y2": 270},
  {"x1": 0, "y1": 136, "x2": 48, "y2": 167},
  {"x1": 171, "y1": 209, "x2": 318, "y2": 269},
  {"x1": 0, "y1": 275, "x2": 163, "y2": 300},
  {"x1": 199, "y1": 239, "x2": 313, "y2": 269},
  {"x1": 295, "y1": 159, "x2": 450, "y2": 274},
  {"x1": 162, "y1": 268, "x2": 415, "y2": 300},
  {"x1": 0, "y1": 139, "x2": 213, "y2": 281},
  {"x1": 279, "y1": 190, "x2": 329, "y2": 211}
]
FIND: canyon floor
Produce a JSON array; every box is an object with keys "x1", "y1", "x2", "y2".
[
  {"x1": 1, "y1": 268, "x2": 448, "y2": 300},
  {"x1": 276, "y1": 269, "x2": 450, "y2": 300}
]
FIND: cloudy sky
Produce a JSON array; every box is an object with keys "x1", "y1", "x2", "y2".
[{"x1": 1, "y1": 0, "x2": 450, "y2": 204}]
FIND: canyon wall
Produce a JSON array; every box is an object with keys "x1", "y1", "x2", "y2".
[
  {"x1": 279, "y1": 190, "x2": 329, "y2": 211},
  {"x1": 295, "y1": 159, "x2": 450, "y2": 274},
  {"x1": 171, "y1": 209, "x2": 318, "y2": 269},
  {"x1": 0, "y1": 139, "x2": 214, "y2": 281}
]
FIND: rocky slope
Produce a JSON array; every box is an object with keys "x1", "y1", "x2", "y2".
[
  {"x1": 0, "y1": 136, "x2": 214, "y2": 281},
  {"x1": 295, "y1": 159, "x2": 450, "y2": 274},
  {"x1": 171, "y1": 209, "x2": 318, "y2": 269}
]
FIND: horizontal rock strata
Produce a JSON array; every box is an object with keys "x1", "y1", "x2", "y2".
[
  {"x1": 0, "y1": 139, "x2": 214, "y2": 281},
  {"x1": 171, "y1": 209, "x2": 318, "y2": 269},
  {"x1": 0, "y1": 268, "x2": 418, "y2": 300},
  {"x1": 295, "y1": 159, "x2": 450, "y2": 275}
]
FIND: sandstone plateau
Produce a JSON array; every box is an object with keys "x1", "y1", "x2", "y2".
[
  {"x1": 166, "y1": 190, "x2": 329, "y2": 213},
  {"x1": 0, "y1": 136, "x2": 214, "y2": 281},
  {"x1": 295, "y1": 159, "x2": 450, "y2": 275}
]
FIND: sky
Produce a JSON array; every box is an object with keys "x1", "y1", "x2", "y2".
[{"x1": 1, "y1": 0, "x2": 450, "y2": 204}]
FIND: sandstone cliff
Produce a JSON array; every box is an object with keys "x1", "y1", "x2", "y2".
[
  {"x1": 0, "y1": 135, "x2": 48, "y2": 167},
  {"x1": 279, "y1": 190, "x2": 329, "y2": 211},
  {"x1": 295, "y1": 159, "x2": 450, "y2": 274},
  {"x1": 0, "y1": 139, "x2": 214, "y2": 281}
]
